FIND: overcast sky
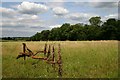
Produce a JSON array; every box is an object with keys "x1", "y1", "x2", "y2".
[{"x1": 0, "y1": 0, "x2": 119, "y2": 37}]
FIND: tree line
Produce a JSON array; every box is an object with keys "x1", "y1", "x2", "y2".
[
  {"x1": 1, "y1": 37, "x2": 29, "y2": 41},
  {"x1": 2, "y1": 16, "x2": 120, "y2": 41},
  {"x1": 30, "y1": 16, "x2": 120, "y2": 41}
]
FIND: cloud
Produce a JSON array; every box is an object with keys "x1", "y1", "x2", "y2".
[
  {"x1": 52, "y1": 7, "x2": 69, "y2": 16},
  {"x1": 0, "y1": 3, "x2": 46, "y2": 28},
  {"x1": 86, "y1": 0, "x2": 118, "y2": 2},
  {"x1": 17, "y1": 14, "x2": 40, "y2": 22},
  {"x1": 2, "y1": 0, "x2": 119, "y2": 2},
  {"x1": 0, "y1": 7, "x2": 23, "y2": 28},
  {"x1": 102, "y1": 13, "x2": 118, "y2": 21},
  {"x1": 2, "y1": 29, "x2": 35, "y2": 37},
  {"x1": 65, "y1": 13, "x2": 98, "y2": 21},
  {"x1": 75, "y1": 2, "x2": 118, "y2": 8},
  {"x1": 1, "y1": 1, "x2": 51, "y2": 33},
  {"x1": 17, "y1": 1, "x2": 48, "y2": 15},
  {"x1": 1, "y1": 4, "x2": 50, "y2": 37},
  {"x1": 1, "y1": 7, "x2": 42, "y2": 28},
  {"x1": 45, "y1": 0, "x2": 65, "y2": 9},
  {"x1": 49, "y1": 24, "x2": 62, "y2": 28},
  {"x1": 91, "y1": 2, "x2": 118, "y2": 8},
  {"x1": 0, "y1": 7, "x2": 17, "y2": 18},
  {"x1": 1, "y1": 5, "x2": 45, "y2": 29},
  {"x1": 105, "y1": 14, "x2": 118, "y2": 18},
  {"x1": 2, "y1": 14, "x2": 43, "y2": 28}
]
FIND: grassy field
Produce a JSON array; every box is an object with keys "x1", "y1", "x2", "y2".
[{"x1": 1, "y1": 41, "x2": 118, "y2": 78}]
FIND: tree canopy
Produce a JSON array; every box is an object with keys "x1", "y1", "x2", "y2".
[
  {"x1": 89, "y1": 16, "x2": 102, "y2": 27},
  {"x1": 24, "y1": 17, "x2": 120, "y2": 41}
]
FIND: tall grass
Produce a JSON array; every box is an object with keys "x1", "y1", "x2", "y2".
[{"x1": 2, "y1": 41, "x2": 118, "y2": 78}]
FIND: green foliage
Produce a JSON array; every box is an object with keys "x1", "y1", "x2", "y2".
[
  {"x1": 2, "y1": 37, "x2": 30, "y2": 41},
  {"x1": 31, "y1": 17, "x2": 120, "y2": 41},
  {"x1": 101, "y1": 18, "x2": 119, "y2": 40},
  {"x1": 89, "y1": 16, "x2": 102, "y2": 27}
]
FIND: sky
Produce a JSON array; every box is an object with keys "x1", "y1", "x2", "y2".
[{"x1": 0, "y1": 0, "x2": 119, "y2": 37}]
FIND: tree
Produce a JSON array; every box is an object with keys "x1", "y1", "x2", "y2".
[
  {"x1": 40, "y1": 30, "x2": 50, "y2": 41},
  {"x1": 30, "y1": 17, "x2": 120, "y2": 41},
  {"x1": 89, "y1": 16, "x2": 102, "y2": 27},
  {"x1": 101, "y1": 18, "x2": 118, "y2": 40},
  {"x1": 30, "y1": 32, "x2": 41, "y2": 41},
  {"x1": 49, "y1": 27, "x2": 61, "y2": 40},
  {"x1": 60, "y1": 23, "x2": 71, "y2": 40}
]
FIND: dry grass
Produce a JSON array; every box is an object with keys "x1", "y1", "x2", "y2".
[{"x1": 1, "y1": 41, "x2": 118, "y2": 78}]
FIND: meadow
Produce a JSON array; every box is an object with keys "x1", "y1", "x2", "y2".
[{"x1": 1, "y1": 41, "x2": 118, "y2": 78}]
